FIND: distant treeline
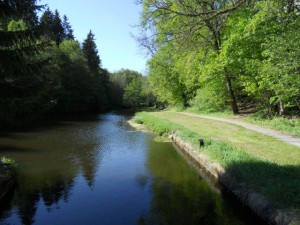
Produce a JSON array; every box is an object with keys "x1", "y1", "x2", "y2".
[
  {"x1": 138, "y1": 0, "x2": 300, "y2": 116},
  {"x1": 0, "y1": 0, "x2": 154, "y2": 128}
]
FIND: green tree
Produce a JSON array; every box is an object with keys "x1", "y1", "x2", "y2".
[
  {"x1": 39, "y1": 8, "x2": 54, "y2": 38},
  {"x1": 218, "y1": 1, "x2": 300, "y2": 115},
  {"x1": 82, "y1": 30, "x2": 101, "y2": 74},
  {"x1": 0, "y1": 0, "x2": 49, "y2": 127},
  {"x1": 108, "y1": 72, "x2": 126, "y2": 107},
  {"x1": 82, "y1": 31, "x2": 109, "y2": 111},
  {"x1": 53, "y1": 40, "x2": 92, "y2": 113},
  {"x1": 39, "y1": 9, "x2": 65, "y2": 47},
  {"x1": 138, "y1": 0, "x2": 255, "y2": 114},
  {"x1": 62, "y1": 15, "x2": 74, "y2": 40},
  {"x1": 52, "y1": 10, "x2": 64, "y2": 47},
  {"x1": 147, "y1": 44, "x2": 188, "y2": 106},
  {"x1": 109, "y1": 69, "x2": 154, "y2": 109},
  {"x1": 0, "y1": 0, "x2": 40, "y2": 28},
  {"x1": 123, "y1": 79, "x2": 143, "y2": 109}
]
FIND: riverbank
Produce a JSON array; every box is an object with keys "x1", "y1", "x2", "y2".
[
  {"x1": 131, "y1": 112, "x2": 300, "y2": 225},
  {"x1": 175, "y1": 112, "x2": 300, "y2": 148}
]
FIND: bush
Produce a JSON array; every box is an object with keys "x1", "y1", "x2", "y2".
[{"x1": 191, "y1": 88, "x2": 228, "y2": 112}]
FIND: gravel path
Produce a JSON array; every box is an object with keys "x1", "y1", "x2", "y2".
[{"x1": 177, "y1": 112, "x2": 300, "y2": 148}]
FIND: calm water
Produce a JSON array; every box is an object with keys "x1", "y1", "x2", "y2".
[{"x1": 0, "y1": 113, "x2": 260, "y2": 225}]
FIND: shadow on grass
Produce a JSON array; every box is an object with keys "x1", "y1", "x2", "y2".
[
  {"x1": 221, "y1": 161, "x2": 300, "y2": 224},
  {"x1": 227, "y1": 161, "x2": 300, "y2": 208}
]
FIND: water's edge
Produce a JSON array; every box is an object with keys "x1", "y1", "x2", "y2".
[{"x1": 128, "y1": 120, "x2": 298, "y2": 225}]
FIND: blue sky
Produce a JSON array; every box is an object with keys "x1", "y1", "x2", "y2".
[{"x1": 39, "y1": 0, "x2": 148, "y2": 74}]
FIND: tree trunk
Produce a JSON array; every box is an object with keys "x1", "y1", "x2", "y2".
[
  {"x1": 278, "y1": 100, "x2": 285, "y2": 115},
  {"x1": 295, "y1": 99, "x2": 300, "y2": 110},
  {"x1": 225, "y1": 74, "x2": 239, "y2": 114},
  {"x1": 207, "y1": 20, "x2": 239, "y2": 114}
]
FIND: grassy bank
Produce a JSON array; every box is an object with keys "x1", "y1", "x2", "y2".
[{"x1": 133, "y1": 112, "x2": 300, "y2": 214}]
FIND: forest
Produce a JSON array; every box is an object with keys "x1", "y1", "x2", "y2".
[
  {"x1": 1, "y1": 0, "x2": 299, "y2": 128},
  {"x1": 138, "y1": 0, "x2": 300, "y2": 116},
  {"x1": 0, "y1": 0, "x2": 153, "y2": 128}
]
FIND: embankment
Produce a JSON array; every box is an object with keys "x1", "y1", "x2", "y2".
[
  {"x1": 130, "y1": 112, "x2": 300, "y2": 225},
  {"x1": 169, "y1": 133, "x2": 294, "y2": 225}
]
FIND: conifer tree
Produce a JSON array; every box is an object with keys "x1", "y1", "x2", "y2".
[
  {"x1": 0, "y1": 0, "x2": 43, "y2": 81},
  {"x1": 82, "y1": 30, "x2": 101, "y2": 74},
  {"x1": 39, "y1": 8, "x2": 54, "y2": 38},
  {"x1": 0, "y1": 0, "x2": 47, "y2": 127},
  {"x1": 0, "y1": 0, "x2": 39, "y2": 28},
  {"x1": 40, "y1": 9, "x2": 65, "y2": 46},
  {"x1": 52, "y1": 10, "x2": 64, "y2": 47},
  {"x1": 62, "y1": 15, "x2": 74, "y2": 40}
]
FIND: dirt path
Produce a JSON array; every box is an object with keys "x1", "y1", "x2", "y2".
[{"x1": 177, "y1": 112, "x2": 300, "y2": 148}]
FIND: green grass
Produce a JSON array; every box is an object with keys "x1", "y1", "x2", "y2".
[
  {"x1": 186, "y1": 107, "x2": 235, "y2": 118},
  {"x1": 183, "y1": 107, "x2": 300, "y2": 137},
  {"x1": 151, "y1": 112, "x2": 300, "y2": 165},
  {"x1": 133, "y1": 112, "x2": 300, "y2": 210},
  {"x1": 245, "y1": 116, "x2": 300, "y2": 137}
]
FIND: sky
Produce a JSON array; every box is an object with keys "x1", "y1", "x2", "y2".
[{"x1": 39, "y1": 0, "x2": 148, "y2": 74}]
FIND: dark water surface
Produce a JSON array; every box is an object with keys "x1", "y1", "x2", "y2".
[{"x1": 0, "y1": 113, "x2": 260, "y2": 225}]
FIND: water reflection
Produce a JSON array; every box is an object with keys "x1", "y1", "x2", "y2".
[
  {"x1": 0, "y1": 116, "x2": 106, "y2": 224},
  {"x1": 141, "y1": 141, "x2": 243, "y2": 225},
  {"x1": 0, "y1": 113, "x2": 257, "y2": 225}
]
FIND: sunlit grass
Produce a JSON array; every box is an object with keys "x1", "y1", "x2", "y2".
[
  {"x1": 183, "y1": 107, "x2": 300, "y2": 137},
  {"x1": 245, "y1": 116, "x2": 300, "y2": 137},
  {"x1": 186, "y1": 107, "x2": 234, "y2": 118},
  {"x1": 147, "y1": 112, "x2": 300, "y2": 165}
]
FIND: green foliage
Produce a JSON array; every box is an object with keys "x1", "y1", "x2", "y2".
[
  {"x1": 123, "y1": 79, "x2": 143, "y2": 109},
  {"x1": 147, "y1": 44, "x2": 192, "y2": 107},
  {"x1": 82, "y1": 30, "x2": 101, "y2": 73},
  {"x1": 191, "y1": 87, "x2": 229, "y2": 112},
  {"x1": 219, "y1": 1, "x2": 300, "y2": 114},
  {"x1": 39, "y1": 8, "x2": 66, "y2": 47},
  {"x1": 47, "y1": 39, "x2": 109, "y2": 114},
  {"x1": 109, "y1": 69, "x2": 154, "y2": 109},
  {"x1": 0, "y1": 0, "x2": 40, "y2": 28},
  {"x1": 7, "y1": 19, "x2": 27, "y2": 31},
  {"x1": 0, "y1": 1, "x2": 51, "y2": 127},
  {"x1": 139, "y1": 0, "x2": 300, "y2": 116},
  {"x1": 62, "y1": 15, "x2": 74, "y2": 40},
  {"x1": 0, "y1": 4, "x2": 110, "y2": 127},
  {"x1": 1, "y1": 157, "x2": 16, "y2": 166}
]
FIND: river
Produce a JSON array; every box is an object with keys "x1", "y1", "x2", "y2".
[{"x1": 0, "y1": 113, "x2": 263, "y2": 225}]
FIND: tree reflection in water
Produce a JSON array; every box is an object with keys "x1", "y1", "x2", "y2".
[
  {"x1": 141, "y1": 140, "x2": 244, "y2": 225},
  {"x1": 0, "y1": 119, "x2": 103, "y2": 225},
  {"x1": 0, "y1": 114, "x2": 258, "y2": 225}
]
